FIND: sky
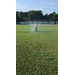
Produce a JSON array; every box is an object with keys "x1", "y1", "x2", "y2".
[{"x1": 16, "y1": 0, "x2": 58, "y2": 15}]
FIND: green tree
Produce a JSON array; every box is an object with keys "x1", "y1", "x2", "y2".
[
  {"x1": 18, "y1": 11, "x2": 24, "y2": 21},
  {"x1": 16, "y1": 11, "x2": 19, "y2": 22},
  {"x1": 44, "y1": 14, "x2": 48, "y2": 20},
  {"x1": 36, "y1": 10, "x2": 43, "y2": 20},
  {"x1": 23, "y1": 12, "x2": 29, "y2": 21},
  {"x1": 28, "y1": 10, "x2": 43, "y2": 21},
  {"x1": 16, "y1": 11, "x2": 58, "y2": 22},
  {"x1": 28, "y1": 10, "x2": 35, "y2": 21},
  {"x1": 48, "y1": 12, "x2": 56, "y2": 21},
  {"x1": 54, "y1": 14, "x2": 58, "y2": 21}
]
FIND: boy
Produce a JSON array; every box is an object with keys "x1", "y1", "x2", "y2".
[{"x1": 35, "y1": 25, "x2": 38, "y2": 31}]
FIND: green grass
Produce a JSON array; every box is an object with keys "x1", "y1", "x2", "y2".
[{"x1": 16, "y1": 25, "x2": 58, "y2": 75}]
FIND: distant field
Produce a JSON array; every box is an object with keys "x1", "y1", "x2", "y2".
[
  {"x1": 39, "y1": 24, "x2": 58, "y2": 26},
  {"x1": 16, "y1": 25, "x2": 58, "y2": 75}
]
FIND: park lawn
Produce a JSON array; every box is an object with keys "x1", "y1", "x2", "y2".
[{"x1": 16, "y1": 25, "x2": 58, "y2": 75}]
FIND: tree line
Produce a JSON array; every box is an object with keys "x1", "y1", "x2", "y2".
[{"x1": 16, "y1": 10, "x2": 58, "y2": 22}]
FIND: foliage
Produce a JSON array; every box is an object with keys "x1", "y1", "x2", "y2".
[{"x1": 16, "y1": 10, "x2": 58, "y2": 22}]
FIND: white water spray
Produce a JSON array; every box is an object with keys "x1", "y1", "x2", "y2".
[{"x1": 30, "y1": 24, "x2": 38, "y2": 32}]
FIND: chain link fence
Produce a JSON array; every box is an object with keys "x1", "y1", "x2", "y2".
[{"x1": 16, "y1": 21, "x2": 58, "y2": 25}]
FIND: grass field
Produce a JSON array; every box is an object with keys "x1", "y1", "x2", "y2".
[{"x1": 16, "y1": 25, "x2": 58, "y2": 75}]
